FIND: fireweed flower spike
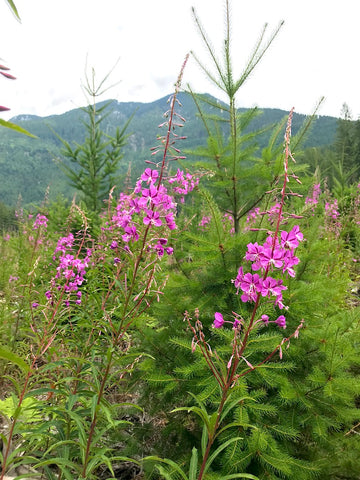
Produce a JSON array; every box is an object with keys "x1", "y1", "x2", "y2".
[{"x1": 211, "y1": 110, "x2": 303, "y2": 346}]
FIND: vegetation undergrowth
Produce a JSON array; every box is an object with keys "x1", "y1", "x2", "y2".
[{"x1": 1, "y1": 1, "x2": 360, "y2": 480}]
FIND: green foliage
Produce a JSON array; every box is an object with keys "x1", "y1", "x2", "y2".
[
  {"x1": 127, "y1": 3, "x2": 360, "y2": 480},
  {"x1": 4, "y1": 0, "x2": 20, "y2": 20},
  {"x1": 0, "y1": 2, "x2": 360, "y2": 480},
  {"x1": 55, "y1": 69, "x2": 133, "y2": 214}
]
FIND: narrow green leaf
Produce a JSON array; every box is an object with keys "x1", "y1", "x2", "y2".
[
  {"x1": 216, "y1": 421, "x2": 257, "y2": 438},
  {"x1": 0, "y1": 346, "x2": 29, "y2": 373},
  {"x1": 90, "y1": 392, "x2": 99, "y2": 421},
  {"x1": 143, "y1": 456, "x2": 189, "y2": 480},
  {"x1": 5, "y1": 0, "x2": 20, "y2": 20},
  {"x1": 171, "y1": 406, "x2": 210, "y2": 431},
  {"x1": 201, "y1": 424, "x2": 208, "y2": 459},
  {"x1": 0, "y1": 118, "x2": 36, "y2": 137},
  {"x1": 220, "y1": 395, "x2": 255, "y2": 424},
  {"x1": 203, "y1": 437, "x2": 243, "y2": 475},
  {"x1": 189, "y1": 447, "x2": 198, "y2": 480},
  {"x1": 221, "y1": 474, "x2": 259, "y2": 480}
]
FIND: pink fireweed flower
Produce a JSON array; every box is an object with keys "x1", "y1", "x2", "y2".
[
  {"x1": 265, "y1": 203, "x2": 281, "y2": 225},
  {"x1": 129, "y1": 196, "x2": 148, "y2": 213},
  {"x1": 305, "y1": 183, "x2": 321, "y2": 208},
  {"x1": 75, "y1": 291, "x2": 82, "y2": 305},
  {"x1": 275, "y1": 315, "x2": 286, "y2": 329},
  {"x1": 169, "y1": 169, "x2": 199, "y2": 202},
  {"x1": 143, "y1": 210, "x2": 162, "y2": 227},
  {"x1": 165, "y1": 213, "x2": 177, "y2": 230},
  {"x1": 233, "y1": 318, "x2": 241, "y2": 329},
  {"x1": 134, "y1": 179, "x2": 142, "y2": 193},
  {"x1": 213, "y1": 312, "x2": 224, "y2": 328},
  {"x1": 325, "y1": 199, "x2": 340, "y2": 219},
  {"x1": 142, "y1": 184, "x2": 159, "y2": 204},
  {"x1": 245, "y1": 207, "x2": 260, "y2": 228},
  {"x1": 122, "y1": 225, "x2": 139, "y2": 243},
  {"x1": 260, "y1": 276, "x2": 287, "y2": 299},
  {"x1": 141, "y1": 168, "x2": 159, "y2": 184},
  {"x1": 54, "y1": 233, "x2": 74, "y2": 256},
  {"x1": 53, "y1": 245, "x2": 90, "y2": 298},
  {"x1": 240, "y1": 273, "x2": 262, "y2": 303},
  {"x1": 232, "y1": 266, "x2": 244, "y2": 294},
  {"x1": 222, "y1": 213, "x2": 235, "y2": 235},
  {"x1": 168, "y1": 168, "x2": 184, "y2": 185},
  {"x1": 154, "y1": 242, "x2": 165, "y2": 257},
  {"x1": 258, "y1": 245, "x2": 284, "y2": 271},
  {"x1": 245, "y1": 242, "x2": 263, "y2": 264},
  {"x1": 282, "y1": 250, "x2": 300, "y2": 277},
  {"x1": 280, "y1": 225, "x2": 303, "y2": 250},
  {"x1": 261, "y1": 314, "x2": 270, "y2": 325}
]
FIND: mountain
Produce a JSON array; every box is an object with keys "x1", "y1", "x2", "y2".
[{"x1": 0, "y1": 92, "x2": 338, "y2": 206}]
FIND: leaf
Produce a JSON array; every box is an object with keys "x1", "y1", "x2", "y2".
[
  {"x1": 221, "y1": 475, "x2": 259, "y2": 480},
  {"x1": 220, "y1": 395, "x2": 255, "y2": 424},
  {"x1": 171, "y1": 406, "x2": 210, "y2": 432},
  {"x1": 0, "y1": 118, "x2": 37, "y2": 137},
  {"x1": 0, "y1": 346, "x2": 29, "y2": 373},
  {"x1": 34, "y1": 457, "x2": 79, "y2": 480},
  {"x1": 201, "y1": 424, "x2": 208, "y2": 459},
  {"x1": 203, "y1": 437, "x2": 243, "y2": 476},
  {"x1": 5, "y1": 0, "x2": 21, "y2": 20},
  {"x1": 216, "y1": 421, "x2": 257, "y2": 438},
  {"x1": 143, "y1": 456, "x2": 189, "y2": 480},
  {"x1": 189, "y1": 447, "x2": 198, "y2": 480}
]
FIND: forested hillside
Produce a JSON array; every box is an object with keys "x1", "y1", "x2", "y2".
[{"x1": 0, "y1": 92, "x2": 338, "y2": 206}]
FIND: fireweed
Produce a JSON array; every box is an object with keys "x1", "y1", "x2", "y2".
[
  {"x1": 179, "y1": 109, "x2": 306, "y2": 480},
  {"x1": 0, "y1": 55, "x2": 201, "y2": 480}
]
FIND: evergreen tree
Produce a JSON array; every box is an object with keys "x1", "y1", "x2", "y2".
[
  {"x1": 334, "y1": 103, "x2": 358, "y2": 184},
  {"x1": 129, "y1": 3, "x2": 360, "y2": 479},
  {"x1": 56, "y1": 68, "x2": 133, "y2": 213}
]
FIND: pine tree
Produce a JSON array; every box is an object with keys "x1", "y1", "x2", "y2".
[
  {"x1": 129, "y1": 2, "x2": 360, "y2": 479},
  {"x1": 56, "y1": 67, "x2": 132, "y2": 213}
]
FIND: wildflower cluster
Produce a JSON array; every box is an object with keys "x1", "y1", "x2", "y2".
[
  {"x1": 32, "y1": 213, "x2": 48, "y2": 230},
  {"x1": 198, "y1": 215, "x2": 211, "y2": 230},
  {"x1": 198, "y1": 212, "x2": 235, "y2": 234},
  {"x1": 325, "y1": 199, "x2": 340, "y2": 219},
  {"x1": 50, "y1": 233, "x2": 91, "y2": 306},
  {"x1": 168, "y1": 168, "x2": 199, "y2": 203},
  {"x1": 213, "y1": 109, "x2": 304, "y2": 333},
  {"x1": 105, "y1": 166, "x2": 198, "y2": 260},
  {"x1": 245, "y1": 203, "x2": 282, "y2": 229},
  {"x1": 226, "y1": 225, "x2": 303, "y2": 327},
  {"x1": 324, "y1": 197, "x2": 342, "y2": 238},
  {"x1": 305, "y1": 183, "x2": 321, "y2": 211}
]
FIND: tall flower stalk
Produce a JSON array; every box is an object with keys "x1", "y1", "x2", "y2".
[
  {"x1": 78, "y1": 54, "x2": 192, "y2": 478},
  {"x1": 175, "y1": 109, "x2": 305, "y2": 480}
]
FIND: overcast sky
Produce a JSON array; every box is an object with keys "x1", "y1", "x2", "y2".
[{"x1": 1, "y1": 0, "x2": 359, "y2": 120}]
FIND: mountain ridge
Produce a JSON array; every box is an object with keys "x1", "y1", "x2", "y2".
[{"x1": 0, "y1": 92, "x2": 338, "y2": 206}]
